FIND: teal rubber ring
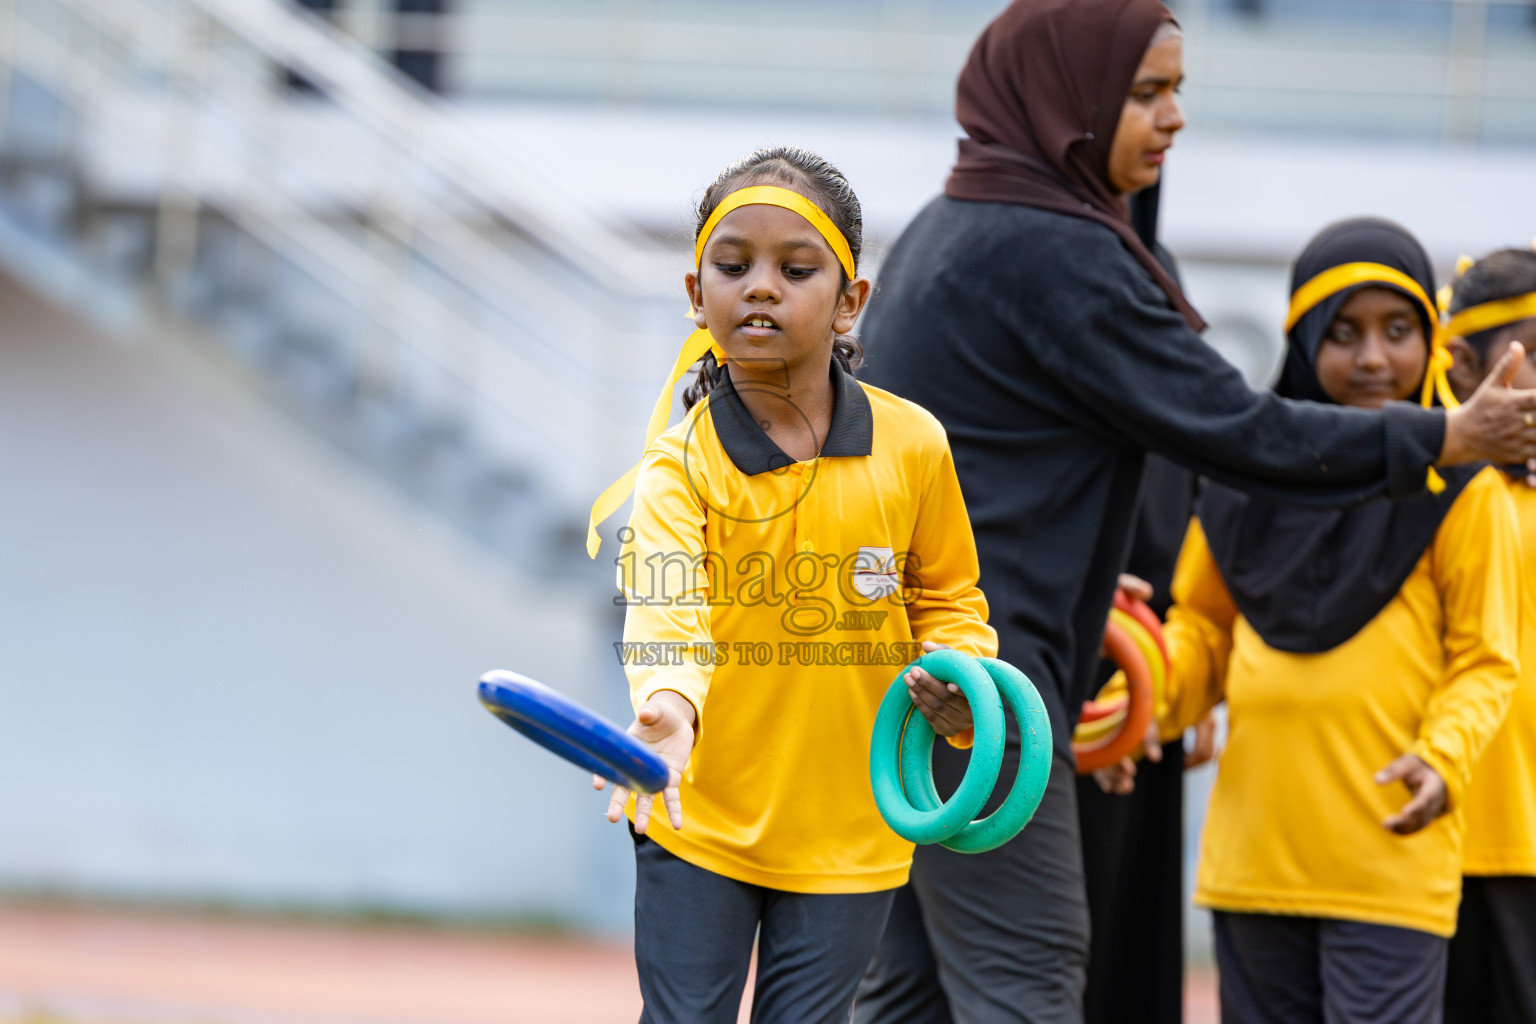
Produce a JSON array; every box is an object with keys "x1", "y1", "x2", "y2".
[
  {"x1": 869, "y1": 650, "x2": 1004, "y2": 846},
  {"x1": 898, "y1": 657, "x2": 1053, "y2": 853}
]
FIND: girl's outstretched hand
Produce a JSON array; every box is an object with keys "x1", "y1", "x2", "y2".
[
  {"x1": 907, "y1": 640, "x2": 973, "y2": 738},
  {"x1": 1375, "y1": 753, "x2": 1448, "y2": 835},
  {"x1": 594, "y1": 690, "x2": 694, "y2": 834},
  {"x1": 1440, "y1": 341, "x2": 1536, "y2": 480}
]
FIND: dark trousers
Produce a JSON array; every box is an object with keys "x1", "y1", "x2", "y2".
[
  {"x1": 1214, "y1": 910, "x2": 1448, "y2": 1024},
  {"x1": 1444, "y1": 875, "x2": 1536, "y2": 1024},
  {"x1": 1076, "y1": 739, "x2": 1186, "y2": 1024},
  {"x1": 633, "y1": 828, "x2": 895, "y2": 1024},
  {"x1": 855, "y1": 751, "x2": 1091, "y2": 1024}
]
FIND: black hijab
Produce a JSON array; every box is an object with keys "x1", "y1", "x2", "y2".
[
  {"x1": 1197, "y1": 218, "x2": 1479, "y2": 654},
  {"x1": 945, "y1": 0, "x2": 1205, "y2": 331}
]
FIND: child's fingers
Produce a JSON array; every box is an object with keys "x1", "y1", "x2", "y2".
[
  {"x1": 1384, "y1": 789, "x2": 1435, "y2": 835},
  {"x1": 1117, "y1": 573, "x2": 1153, "y2": 602},
  {"x1": 592, "y1": 773, "x2": 608, "y2": 791},
  {"x1": 633, "y1": 792, "x2": 653, "y2": 834},
  {"x1": 907, "y1": 666, "x2": 949, "y2": 692},
  {"x1": 1142, "y1": 718, "x2": 1163, "y2": 764},
  {"x1": 910, "y1": 668, "x2": 969, "y2": 709},
  {"x1": 606, "y1": 783, "x2": 630, "y2": 823},
  {"x1": 1375, "y1": 754, "x2": 1442, "y2": 834},
  {"x1": 662, "y1": 770, "x2": 683, "y2": 830},
  {"x1": 907, "y1": 674, "x2": 966, "y2": 734},
  {"x1": 906, "y1": 670, "x2": 948, "y2": 708},
  {"x1": 1373, "y1": 754, "x2": 1417, "y2": 786},
  {"x1": 635, "y1": 702, "x2": 663, "y2": 730}
]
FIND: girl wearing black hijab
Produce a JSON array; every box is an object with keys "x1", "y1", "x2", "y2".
[
  {"x1": 1117, "y1": 219, "x2": 1521, "y2": 1023},
  {"x1": 850, "y1": 1, "x2": 1536, "y2": 1020}
]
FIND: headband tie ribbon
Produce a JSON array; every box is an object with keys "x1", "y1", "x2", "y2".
[
  {"x1": 1287, "y1": 261, "x2": 1458, "y2": 494},
  {"x1": 586, "y1": 185, "x2": 857, "y2": 557}
]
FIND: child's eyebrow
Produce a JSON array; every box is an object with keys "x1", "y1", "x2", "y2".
[{"x1": 709, "y1": 235, "x2": 827, "y2": 253}]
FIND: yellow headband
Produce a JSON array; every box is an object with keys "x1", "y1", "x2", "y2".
[
  {"x1": 586, "y1": 185, "x2": 857, "y2": 557},
  {"x1": 1285, "y1": 262, "x2": 1438, "y2": 334},
  {"x1": 694, "y1": 185, "x2": 857, "y2": 282},
  {"x1": 1444, "y1": 291, "x2": 1536, "y2": 341},
  {"x1": 1286, "y1": 261, "x2": 1458, "y2": 493}
]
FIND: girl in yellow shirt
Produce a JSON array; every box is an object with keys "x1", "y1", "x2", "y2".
[
  {"x1": 1441, "y1": 246, "x2": 1536, "y2": 1024},
  {"x1": 1104, "y1": 219, "x2": 1521, "y2": 1024},
  {"x1": 589, "y1": 148, "x2": 997, "y2": 1024}
]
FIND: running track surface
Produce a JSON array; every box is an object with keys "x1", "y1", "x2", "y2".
[{"x1": 0, "y1": 905, "x2": 1217, "y2": 1024}]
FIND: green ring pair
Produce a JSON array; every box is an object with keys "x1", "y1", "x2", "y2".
[{"x1": 868, "y1": 650, "x2": 1053, "y2": 854}]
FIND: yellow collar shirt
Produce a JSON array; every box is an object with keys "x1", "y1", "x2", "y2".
[
  {"x1": 617, "y1": 366, "x2": 997, "y2": 893},
  {"x1": 1152, "y1": 468, "x2": 1521, "y2": 937},
  {"x1": 1460, "y1": 478, "x2": 1536, "y2": 877}
]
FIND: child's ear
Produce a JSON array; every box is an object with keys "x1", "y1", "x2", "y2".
[
  {"x1": 833, "y1": 277, "x2": 873, "y2": 335},
  {"x1": 685, "y1": 272, "x2": 707, "y2": 328},
  {"x1": 1444, "y1": 335, "x2": 1485, "y2": 403}
]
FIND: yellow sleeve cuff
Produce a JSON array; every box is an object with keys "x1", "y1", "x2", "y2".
[{"x1": 944, "y1": 727, "x2": 975, "y2": 750}]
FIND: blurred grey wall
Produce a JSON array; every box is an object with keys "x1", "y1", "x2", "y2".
[{"x1": 0, "y1": 272, "x2": 635, "y2": 931}]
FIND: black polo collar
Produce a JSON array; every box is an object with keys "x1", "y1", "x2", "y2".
[{"x1": 708, "y1": 364, "x2": 874, "y2": 476}]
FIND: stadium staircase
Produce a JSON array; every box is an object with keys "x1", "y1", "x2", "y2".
[{"x1": 0, "y1": 0, "x2": 679, "y2": 576}]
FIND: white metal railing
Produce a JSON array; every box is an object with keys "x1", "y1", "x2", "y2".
[{"x1": 0, "y1": 0, "x2": 680, "y2": 508}]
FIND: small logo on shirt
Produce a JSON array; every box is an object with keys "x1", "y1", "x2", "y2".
[{"x1": 851, "y1": 546, "x2": 901, "y2": 600}]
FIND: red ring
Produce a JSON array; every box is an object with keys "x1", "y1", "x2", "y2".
[
  {"x1": 1113, "y1": 591, "x2": 1170, "y2": 671},
  {"x1": 1073, "y1": 618, "x2": 1154, "y2": 774},
  {"x1": 1078, "y1": 695, "x2": 1128, "y2": 724}
]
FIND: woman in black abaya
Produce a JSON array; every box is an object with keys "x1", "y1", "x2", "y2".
[{"x1": 852, "y1": 2, "x2": 1536, "y2": 1022}]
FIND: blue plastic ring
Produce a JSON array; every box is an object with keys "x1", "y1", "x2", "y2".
[{"x1": 477, "y1": 670, "x2": 670, "y2": 794}]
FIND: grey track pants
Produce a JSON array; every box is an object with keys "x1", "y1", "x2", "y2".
[
  {"x1": 855, "y1": 751, "x2": 1091, "y2": 1024},
  {"x1": 633, "y1": 827, "x2": 895, "y2": 1024}
]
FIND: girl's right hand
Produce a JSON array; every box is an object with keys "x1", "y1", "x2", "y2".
[
  {"x1": 1440, "y1": 341, "x2": 1536, "y2": 481},
  {"x1": 905, "y1": 641, "x2": 973, "y2": 738},
  {"x1": 594, "y1": 690, "x2": 694, "y2": 834}
]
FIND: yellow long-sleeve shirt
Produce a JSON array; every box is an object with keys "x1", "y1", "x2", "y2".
[
  {"x1": 1460, "y1": 479, "x2": 1536, "y2": 877},
  {"x1": 1159, "y1": 467, "x2": 1520, "y2": 936},
  {"x1": 618, "y1": 367, "x2": 997, "y2": 893}
]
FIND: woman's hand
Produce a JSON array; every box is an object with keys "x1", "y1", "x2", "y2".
[
  {"x1": 907, "y1": 640, "x2": 973, "y2": 738},
  {"x1": 594, "y1": 690, "x2": 694, "y2": 834},
  {"x1": 1440, "y1": 341, "x2": 1536, "y2": 482},
  {"x1": 1375, "y1": 753, "x2": 1448, "y2": 835}
]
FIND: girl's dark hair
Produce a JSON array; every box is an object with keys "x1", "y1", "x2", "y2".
[
  {"x1": 1449, "y1": 248, "x2": 1536, "y2": 356},
  {"x1": 682, "y1": 147, "x2": 865, "y2": 410}
]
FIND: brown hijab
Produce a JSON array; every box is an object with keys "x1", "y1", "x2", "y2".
[{"x1": 946, "y1": 0, "x2": 1205, "y2": 331}]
